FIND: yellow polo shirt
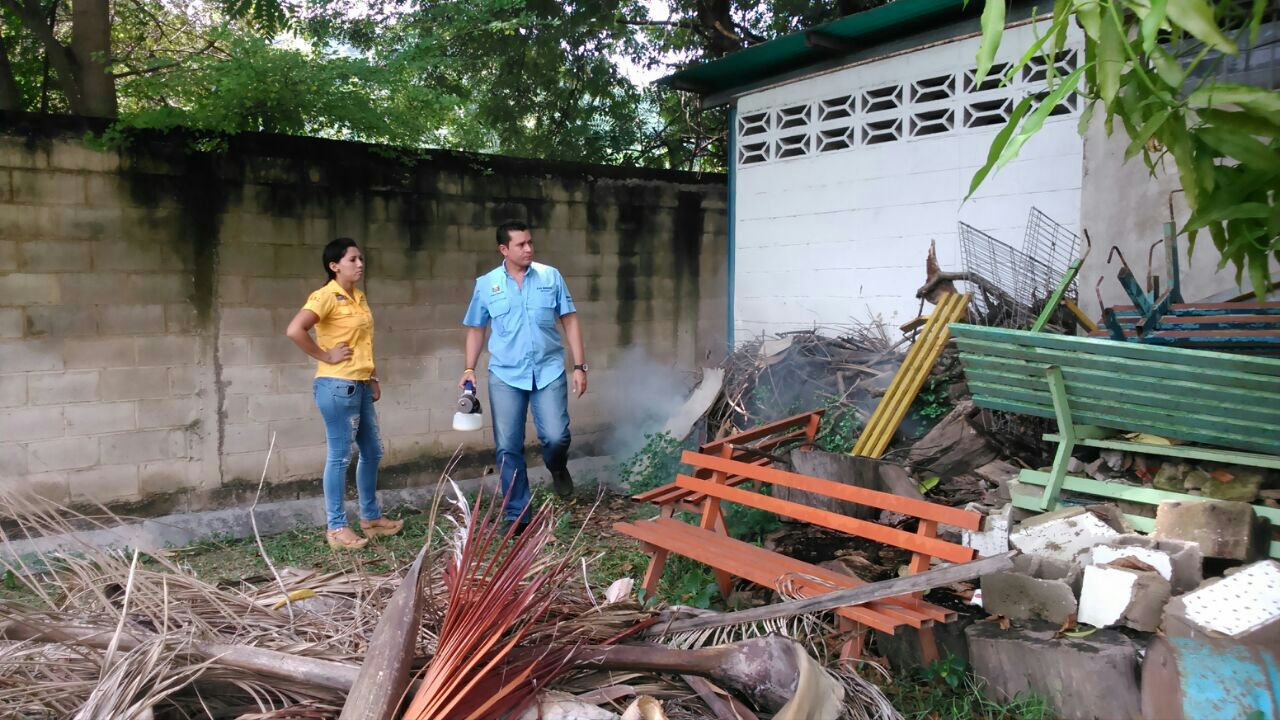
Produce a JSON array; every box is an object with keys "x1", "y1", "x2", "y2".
[{"x1": 302, "y1": 280, "x2": 376, "y2": 380}]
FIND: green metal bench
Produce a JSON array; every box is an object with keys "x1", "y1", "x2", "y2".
[{"x1": 950, "y1": 324, "x2": 1280, "y2": 558}]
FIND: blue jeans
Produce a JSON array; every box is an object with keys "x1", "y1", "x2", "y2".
[
  {"x1": 314, "y1": 377, "x2": 384, "y2": 530},
  {"x1": 489, "y1": 371, "x2": 571, "y2": 522}
]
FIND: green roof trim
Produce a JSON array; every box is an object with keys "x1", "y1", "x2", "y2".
[{"x1": 659, "y1": 0, "x2": 974, "y2": 97}]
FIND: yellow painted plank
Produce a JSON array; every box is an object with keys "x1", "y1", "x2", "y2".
[{"x1": 852, "y1": 293, "x2": 970, "y2": 457}]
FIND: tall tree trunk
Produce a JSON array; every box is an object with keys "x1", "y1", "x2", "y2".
[
  {"x1": 0, "y1": 30, "x2": 22, "y2": 111},
  {"x1": 0, "y1": 0, "x2": 87, "y2": 113},
  {"x1": 70, "y1": 0, "x2": 114, "y2": 116}
]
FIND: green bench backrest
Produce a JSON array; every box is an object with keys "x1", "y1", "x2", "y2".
[{"x1": 950, "y1": 324, "x2": 1280, "y2": 455}]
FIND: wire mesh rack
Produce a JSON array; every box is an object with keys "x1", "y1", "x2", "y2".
[{"x1": 958, "y1": 208, "x2": 1082, "y2": 329}]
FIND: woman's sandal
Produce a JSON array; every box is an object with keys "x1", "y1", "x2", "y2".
[
  {"x1": 327, "y1": 527, "x2": 368, "y2": 550},
  {"x1": 360, "y1": 517, "x2": 404, "y2": 538}
]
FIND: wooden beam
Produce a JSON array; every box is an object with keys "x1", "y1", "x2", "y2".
[{"x1": 645, "y1": 552, "x2": 1015, "y2": 636}]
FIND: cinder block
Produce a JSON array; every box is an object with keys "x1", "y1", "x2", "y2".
[
  {"x1": 11, "y1": 169, "x2": 86, "y2": 205},
  {"x1": 27, "y1": 436, "x2": 98, "y2": 472},
  {"x1": 272, "y1": 244, "x2": 316, "y2": 275},
  {"x1": 0, "y1": 442, "x2": 28, "y2": 476},
  {"x1": 129, "y1": 272, "x2": 189, "y2": 304},
  {"x1": 249, "y1": 336, "x2": 302, "y2": 365},
  {"x1": 218, "y1": 242, "x2": 278, "y2": 277},
  {"x1": 65, "y1": 401, "x2": 137, "y2": 436},
  {"x1": 99, "y1": 429, "x2": 184, "y2": 465},
  {"x1": 18, "y1": 241, "x2": 92, "y2": 272},
  {"x1": 25, "y1": 305, "x2": 98, "y2": 337},
  {"x1": 69, "y1": 464, "x2": 139, "y2": 504},
  {"x1": 64, "y1": 337, "x2": 136, "y2": 369},
  {"x1": 244, "y1": 277, "x2": 309, "y2": 306},
  {"x1": 100, "y1": 368, "x2": 171, "y2": 400},
  {"x1": 222, "y1": 449, "x2": 280, "y2": 483},
  {"x1": 27, "y1": 370, "x2": 99, "y2": 405},
  {"x1": 0, "y1": 273, "x2": 60, "y2": 304},
  {"x1": 0, "y1": 406, "x2": 63, "y2": 441},
  {"x1": 99, "y1": 305, "x2": 166, "y2": 335},
  {"x1": 964, "y1": 503, "x2": 1012, "y2": 557},
  {"x1": 165, "y1": 303, "x2": 200, "y2": 333},
  {"x1": 0, "y1": 374, "x2": 27, "y2": 407},
  {"x1": 966, "y1": 620, "x2": 1142, "y2": 720},
  {"x1": 0, "y1": 240, "x2": 16, "y2": 270},
  {"x1": 135, "y1": 336, "x2": 198, "y2": 366},
  {"x1": 220, "y1": 307, "x2": 275, "y2": 336},
  {"x1": 1154, "y1": 499, "x2": 1261, "y2": 561},
  {"x1": 1088, "y1": 534, "x2": 1203, "y2": 594},
  {"x1": 369, "y1": 279, "x2": 413, "y2": 305},
  {"x1": 281, "y1": 445, "x2": 327, "y2": 478},
  {"x1": 216, "y1": 336, "x2": 251, "y2": 366},
  {"x1": 222, "y1": 423, "x2": 269, "y2": 454},
  {"x1": 248, "y1": 392, "x2": 314, "y2": 422},
  {"x1": 168, "y1": 366, "x2": 201, "y2": 396},
  {"x1": 981, "y1": 554, "x2": 1081, "y2": 625},
  {"x1": 222, "y1": 395, "x2": 250, "y2": 424},
  {"x1": 1, "y1": 471, "x2": 69, "y2": 504},
  {"x1": 222, "y1": 366, "x2": 275, "y2": 395},
  {"x1": 273, "y1": 364, "x2": 316, "y2": 393},
  {"x1": 269, "y1": 419, "x2": 323, "y2": 449},
  {"x1": 0, "y1": 339, "x2": 62, "y2": 372},
  {"x1": 58, "y1": 273, "x2": 131, "y2": 305},
  {"x1": 0, "y1": 308, "x2": 22, "y2": 338},
  {"x1": 1009, "y1": 506, "x2": 1122, "y2": 562},
  {"x1": 140, "y1": 459, "x2": 205, "y2": 494},
  {"x1": 137, "y1": 398, "x2": 201, "y2": 429},
  {"x1": 91, "y1": 240, "x2": 169, "y2": 273},
  {"x1": 1078, "y1": 563, "x2": 1171, "y2": 632},
  {"x1": 48, "y1": 143, "x2": 121, "y2": 173}
]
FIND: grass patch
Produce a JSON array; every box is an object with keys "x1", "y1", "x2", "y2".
[{"x1": 883, "y1": 656, "x2": 1055, "y2": 720}]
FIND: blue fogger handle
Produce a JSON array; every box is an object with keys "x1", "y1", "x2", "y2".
[{"x1": 463, "y1": 379, "x2": 476, "y2": 393}]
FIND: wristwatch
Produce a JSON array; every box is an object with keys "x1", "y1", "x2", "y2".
[{"x1": 573, "y1": 363, "x2": 589, "y2": 373}]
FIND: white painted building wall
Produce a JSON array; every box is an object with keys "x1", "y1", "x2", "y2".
[{"x1": 732, "y1": 23, "x2": 1085, "y2": 339}]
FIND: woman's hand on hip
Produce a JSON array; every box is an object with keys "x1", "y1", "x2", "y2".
[
  {"x1": 371, "y1": 379, "x2": 381, "y2": 402},
  {"x1": 323, "y1": 343, "x2": 353, "y2": 364}
]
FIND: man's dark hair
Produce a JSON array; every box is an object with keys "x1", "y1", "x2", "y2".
[
  {"x1": 496, "y1": 220, "x2": 530, "y2": 247},
  {"x1": 322, "y1": 237, "x2": 359, "y2": 279}
]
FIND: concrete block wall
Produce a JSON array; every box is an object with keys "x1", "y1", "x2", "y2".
[{"x1": 0, "y1": 119, "x2": 727, "y2": 513}]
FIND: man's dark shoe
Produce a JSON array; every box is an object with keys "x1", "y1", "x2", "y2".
[
  {"x1": 551, "y1": 469, "x2": 573, "y2": 499},
  {"x1": 499, "y1": 518, "x2": 530, "y2": 537}
]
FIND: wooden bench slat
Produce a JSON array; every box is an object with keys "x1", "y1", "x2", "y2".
[
  {"x1": 965, "y1": 367, "x2": 1280, "y2": 427},
  {"x1": 700, "y1": 409, "x2": 825, "y2": 453},
  {"x1": 950, "y1": 323, "x2": 1280, "y2": 376},
  {"x1": 615, "y1": 518, "x2": 951, "y2": 633},
  {"x1": 969, "y1": 384, "x2": 1280, "y2": 454},
  {"x1": 674, "y1": 475, "x2": 977, "y2": 563},
  {"x1": 961, "y1": 355, "x2": 1280, "y2": 411},
  {"x1": 681, "y1": 452, "x2": 983, "y2": 531}
]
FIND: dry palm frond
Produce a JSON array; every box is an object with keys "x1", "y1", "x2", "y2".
[{"x1": 402, "y1": 484, "x2": 577, "y2": 720}]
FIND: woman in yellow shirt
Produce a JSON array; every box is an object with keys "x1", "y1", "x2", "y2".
[{"x1": 286, "y1": 238, "x2": 403, "y2": 549}]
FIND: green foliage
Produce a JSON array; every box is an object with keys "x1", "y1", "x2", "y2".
[
  {"x1": 971, "y1": 0, "x2": 1280, "y2": 297},
  {"x1": 886, "y1": 656, "x2": 1054, "y2": 720},
  {"x1": 614, "y1": 431, "x2": 688, "y2": 495},
  {"x1": 815, "y1": 398, "x2": 863, "y2": 453},
  {"x1": 909, "y1": 376, "x2": 953, "y2": 431}
]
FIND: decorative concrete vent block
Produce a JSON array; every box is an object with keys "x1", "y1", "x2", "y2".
[
  {"x1": 1168, "y1": 560, "x2": 1280, "y2": 643},
  {"x1": 963, "y1": 503, "x2": 1011, "y2": 557},
  {"x1": 1009, "y1": 507, "x2": 1121, "y2": 562}
]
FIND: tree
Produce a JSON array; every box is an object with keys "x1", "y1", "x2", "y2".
[{"x1": 969, "y1": 0, "x2": 1279, "y2": 296}]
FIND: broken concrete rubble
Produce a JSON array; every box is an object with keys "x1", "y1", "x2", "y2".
[
  {"x1": 1077, "y1": 563, "x2": 1171, "y2": 632},
  {"x1": 1089, "y1": 534, "x2": 1203, "y2": 595},
  {"x1": 1198, "y1": 465, "x2": 1265, "y2": 503},
  {"x1": 1163, "y1": 560, "x2": 1280, "y2": 645},
  {"x1": 981, "y1": 554, "x2": 1079, "y2": 625},
  {"x1": 962, "y1": 503, "x2": 1011, "y2": 557},
  {"x1": 966, "y1": 619, "x2": 1143, "y2": 720},
  {"x1": 1008, "y1": 506, "x2": 1122, "y2": 562},
  {"x1": 1153, "y1": 500, "x2": 1263, "y2": 561}
]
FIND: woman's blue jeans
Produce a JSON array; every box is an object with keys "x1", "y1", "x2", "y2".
[
  {"x1": 314, "y1": 377, "x2": 384, "y2": 530},
  {"x1": 489, "y1": 371, "x2": 571, "y2": 522}
]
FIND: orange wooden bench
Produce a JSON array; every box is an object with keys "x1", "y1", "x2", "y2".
[
  {"x1": 615, "y1": 451, "x2": 983, "y2": 660},
  {"x1": 630, "y1": 409, "x2": 824, "y2": 519}
]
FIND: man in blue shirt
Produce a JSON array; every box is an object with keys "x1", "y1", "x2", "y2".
[{"x1": 461, "y1": 220, "x2": 588, "y2": 532}]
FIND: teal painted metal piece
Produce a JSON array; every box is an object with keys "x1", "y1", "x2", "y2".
[{"x1": 1144, "y1": 638, "x2": 1280, "y2": 720}]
